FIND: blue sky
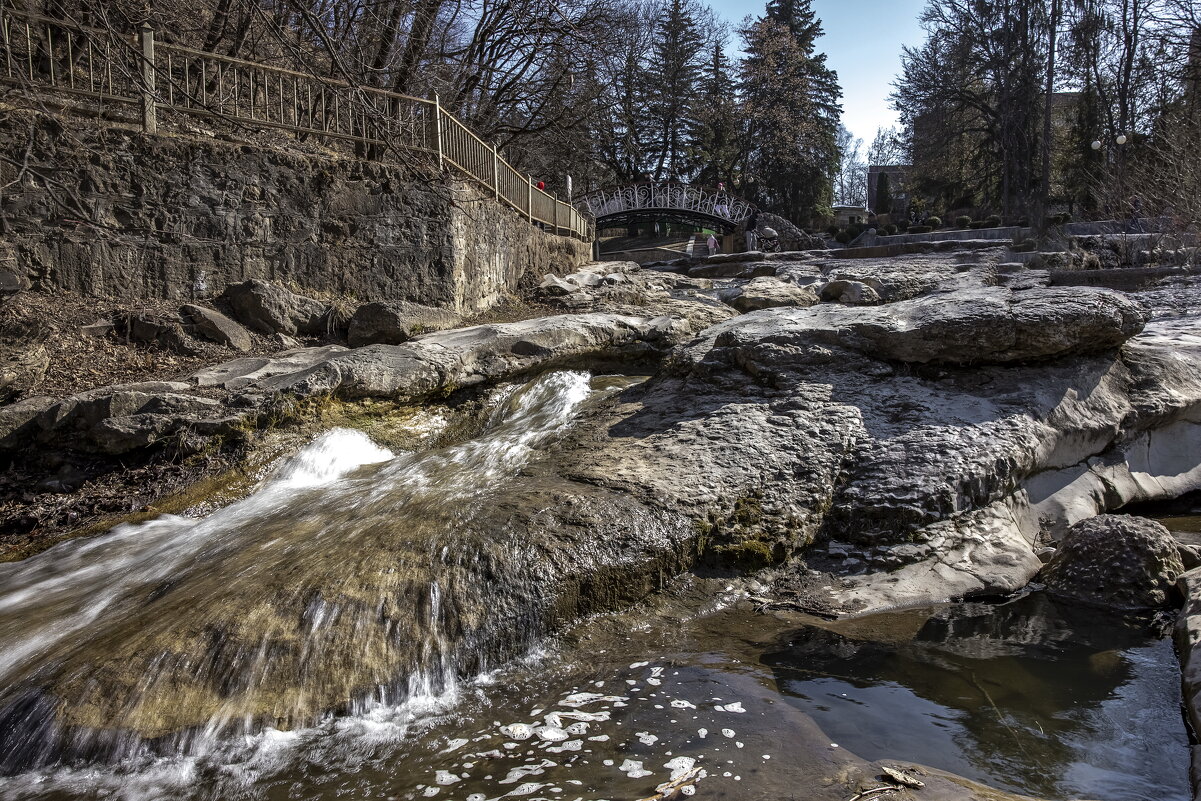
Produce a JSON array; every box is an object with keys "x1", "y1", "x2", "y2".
[{"x1": 707, "y1": 0, "x2": 929, "y2": 146}]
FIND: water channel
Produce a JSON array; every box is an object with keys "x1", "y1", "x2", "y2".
[{"x1": 0, "y1": 372, "x2": 1190, "y2": 800}]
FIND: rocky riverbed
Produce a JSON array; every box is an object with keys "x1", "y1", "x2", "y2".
[{"x1": 0, "y1": 247, "x2": 1199, "y2": 799}]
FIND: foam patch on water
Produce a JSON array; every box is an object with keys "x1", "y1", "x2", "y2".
[{"x1": 271, "y1": 427, "x2": 394, "y2": 488}]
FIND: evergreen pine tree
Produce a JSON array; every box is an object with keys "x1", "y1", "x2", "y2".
[
  {"x1": 740, "y1": 0, "x2": 842, "y2": 222},
  {"x1": 689, "y1": 42, "x2": 742, "y2": 186},
  {"x1": 647, "y1": 0, "x2": 706, "y2": 181}
]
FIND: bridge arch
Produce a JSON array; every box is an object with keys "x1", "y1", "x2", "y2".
[{"x1": 575, "y1": 182, "x2": 755, "y2": 234}]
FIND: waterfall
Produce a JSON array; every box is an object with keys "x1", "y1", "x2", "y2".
[{"x1": 0, "y1": 371, "x2": 601, "y2": 773}]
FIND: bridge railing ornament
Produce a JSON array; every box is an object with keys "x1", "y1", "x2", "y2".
[
  {"x1": 576, "y1": 182, "x2": 753, "y2": 227},
  {"x1": 0, "y1": 6, "x2": 592, "y2": 242}
]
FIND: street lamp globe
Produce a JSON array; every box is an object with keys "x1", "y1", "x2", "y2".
[
  {"x1": 1091, "y1": 140, "x2": 1102, "y2": 150},
  {"x1": 1115, "y1": 134, "x2": 1128, "y2": 145}
]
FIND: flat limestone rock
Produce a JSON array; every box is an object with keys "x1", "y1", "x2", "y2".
[
  {"x1": 181, "y1": 304, "x2": 253, "y2": 352},
  {"x1": 266, "y1": 313, "x2": 678, "y2": 399},
  {"x1": 705, "y1": 285, "x2": 1146, "y2": 366},
  {"x1": 6, "y1": 275, "x2": 1201, "y2": 763},
  {"x1": 347, "y1": 301, "x2": 459, "y2": 347},
  {"x1": 189, "y1": 345, "x2": 349, "y2": 390},
  {"x1": 724, "y1": 277, "x2": 820, "y2": 313}
]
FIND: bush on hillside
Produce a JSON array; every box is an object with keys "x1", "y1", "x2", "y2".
[
  {"x1": 925, "y1": 216, "x2": 942, "y2": 228},
  {"x1": 955, "y1": 215, "x2": 972, "y2": 228}
]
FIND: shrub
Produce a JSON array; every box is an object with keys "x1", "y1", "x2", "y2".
[
  {"x1": 955, "y1": 215, "x2": 972, "y2": 228},
  {"x1": 969, "y1": 220, "x2": 989, "y2": 229},
  {"x1": 834, "y1": 231, "x2": 853, "y2": 244},
  {"x1": 925, "y1": 216, "x2": 942, "y2": 228},
  {"x1": 826, "y1": 224, "x2": 840, "y2": 236},
  {"x1": 908, "y1": 225, "x2": 932, "y2": 234},
  {"x1": 986, "y1": 214, "x2": 1003, "y2": 227},
  {"x1": 883, "y1": 224, "x2": 898, "y2": 235}
]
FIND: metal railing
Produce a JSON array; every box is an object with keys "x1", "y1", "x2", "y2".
[{"x1": 0, "y1": 6, "x2": 592, "y2": 242}]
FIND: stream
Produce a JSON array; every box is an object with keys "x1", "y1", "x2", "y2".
[{"x1": 0, "y1": 371, "x2": 1190, "y2": 800}]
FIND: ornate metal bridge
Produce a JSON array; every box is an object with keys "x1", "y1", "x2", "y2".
[{"x1": 575, "y1": 182, "x2": 755, "y2": 233}]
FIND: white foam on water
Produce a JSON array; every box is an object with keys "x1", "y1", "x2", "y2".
[
  {"x1": 0, "y1": 372, "x2": 628, "y2": 798},
  {"x1": 0, "y1": 427, "x2": 394, "y2": 686}
]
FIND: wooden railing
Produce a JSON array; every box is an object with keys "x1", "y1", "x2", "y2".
[{"x1": 0, "y1": 6, "x2": 592, "y2": 242}]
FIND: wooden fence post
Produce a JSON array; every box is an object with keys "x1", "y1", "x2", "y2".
[
  {"x1": 139, "y1": 23, "x2": 157, "y2": 134},
  {"x1": 527, "y1": 175, "x2": 533, "y2": 223},
  {"x1": 492, "y1": 142, "x2": 500, "y2": 201},
  {"x1": 433, "y1": 92, "x2": 444, "y2": 170},
  {"x1": 552, "y1": 196, "x2": 559, "y2": 236}
]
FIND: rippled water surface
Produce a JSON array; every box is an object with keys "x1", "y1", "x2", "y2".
[
  {"x1": 0, "y1": 372, "x2": 1189, "y2": 801},
  {"x1": 0, "y1": 592, "x2": 1185, "y2": 801},
  {"x1": 765, "y1": 593, "x2": 1188, "y2": 801}
]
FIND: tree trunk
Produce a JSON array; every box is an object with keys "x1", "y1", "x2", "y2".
[{"x1": 1037, "y1": 0, "x2": 1061, "y2": 236}]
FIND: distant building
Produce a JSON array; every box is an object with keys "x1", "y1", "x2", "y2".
[
  {"x1": 832, "y1": 205, "x2": 869, "y2": 227},
  {"x1": 866, "y1": 165, "x2": 911, "y2": 216}
]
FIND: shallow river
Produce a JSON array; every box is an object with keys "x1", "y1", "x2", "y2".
[
  {"x1": 0, "y1": 586, "x2": 1186, "y2": 801},
  {"x1": 0, "y1": 372, "x2": 1190, "y2": 801}
]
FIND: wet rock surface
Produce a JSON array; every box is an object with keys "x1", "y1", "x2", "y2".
[
  {"x1": 2, "y1": 252, "x2": 1200, "y2": 783},
  {"x1": 1040, "y1": 514, "x2": 1185, "y2": 608}
]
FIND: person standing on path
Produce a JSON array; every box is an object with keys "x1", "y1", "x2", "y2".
[
  {"x1": 745, "y1": 209, "x2": 760, "y2": 251},
  {"x1": 707, "y1": 233, "x2": 718, "y2": 256}
]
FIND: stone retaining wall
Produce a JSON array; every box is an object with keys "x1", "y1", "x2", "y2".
[{"x1": 0, "y1": 112, "x2": 589, "y2": 312}]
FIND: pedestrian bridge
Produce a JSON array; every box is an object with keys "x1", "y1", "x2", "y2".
[{"x1": 575, "y1": 183, "x2": 755, "y2": 233}]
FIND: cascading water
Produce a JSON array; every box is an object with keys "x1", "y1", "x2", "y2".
[{"x1": 0, "y1": 370, "x2": 602, "y2": 774}]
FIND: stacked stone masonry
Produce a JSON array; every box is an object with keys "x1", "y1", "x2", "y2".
[{"x1": 0, "y1": 113, "x2": 589, "y2": 312}]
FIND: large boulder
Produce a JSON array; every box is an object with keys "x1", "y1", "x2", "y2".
[
  {"x1": 724, "y1": 277, "x2": 820, "y2": 313},
  {"x1": 1040, "y1": 514, "x2": 1184, "y2": 609},
  {"x1": 0, "y1": 270, "x2": 24, "y2": 295},
  {"x1": 222, "y1": 280, "x2": 329, "y2": 336},
  {"x1": 180, "y1": 304, "x2": 253, "y2": 352},
  {"x1": 347, "y1": 301, "x2": 459, "y2": 347},
  {"x1": 708, "y1": 285, "x2": 1146, "y2": 366},
  {"x1": 538, "y1": 274, "x2": 577, "y2": 297},
  {"x1": 0, "y1": 395, "x2": 56, "y2": 449},
  {"x1": 758, "y1": 211, "x2": 824, "y2": 250},
  {"x1": 819, "y1": 279, "x2": 881, "y2": 305}
]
